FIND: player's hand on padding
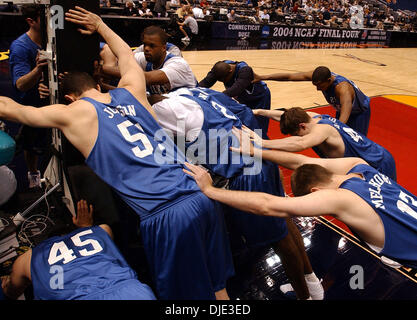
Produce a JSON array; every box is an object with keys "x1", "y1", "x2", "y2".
[
  {"x1": 183, "y1": 163, "x2": 213, "y2": 193},
  {"x1": 65, "y1": 6, "x2": 104, "y2": 35},
  {"x1": 38, "y1": 83, "x2": 50, "y2": 99},
  {"x1": 73, "y1": 199, "x2": 94, "y2": 228}
]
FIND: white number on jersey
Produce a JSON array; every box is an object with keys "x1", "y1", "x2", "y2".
[
  {"x1": 117, "y1": 120, "x2": 154, "y2": 158},
  {"x1": 343, "y1": 127, "x2": 363, "y2": 143},
  {"x1": 48, "y1": 229, "x2": 104, "y2": 265},
  {"x1": 210, "y1": 101, "x2": 237, "y2": 120},
  {"x1": 397, "y1": 191, "x2": 417, "y2": 220}
]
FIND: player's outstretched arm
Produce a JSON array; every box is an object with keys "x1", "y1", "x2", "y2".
[
  {"x1": 0, "y1": 96, "x2": 69, "y2": 130},
  {"x1": 65, "y1": 7, "x2": 146, "y2": 100},
  {"x1": 253, "y1": 71, "x2": 313, "y2": 83},
  {"x1": 183, "y1": 162, "x2": 343, "y2": 218}
]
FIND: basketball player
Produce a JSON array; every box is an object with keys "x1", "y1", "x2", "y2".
[
  {"x1": 134, "y1": 41, "x2": 182, "y2": 57},
  {"x1": 0, "y1": 7, "x2": 234, "y2": 300},
  {"x1": 253, "y1": 66, "x2": 371, "y2": 136},
  {"x1": 150, "y1": 87, "x2": 324, "y2": 300},
  {"x1": 184, "y1": 148, "x2": 417, "y2": 269},
  {"x1": 101, "y1": 26, "x2": 197, "y2": 95},
  {"x1": 199, "y1": 60, "x2": 272, "y2": 134},
  {"x1": 245, "y1": 107, "x2": 397, "y2": 181},
  {"x1": 1, "y1": 200, "x2": 157, "y2": 300}
]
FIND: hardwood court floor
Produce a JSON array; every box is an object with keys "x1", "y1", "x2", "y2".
[{"x1": 183, "y1": 48, "x2": 417, "y2": 110}]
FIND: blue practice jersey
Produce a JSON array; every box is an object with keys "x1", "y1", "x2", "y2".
[
  {"x1": 189, "y1": 87, "x2": 268, "y2": 139},
  {"x1": 31, "y1": 226, "x2": 155, "y2": 300},
  {"x1": 179, "y1": 88, "x2": 259, "y2": 178},
  {"x1": 9, "y1": 33, "x2": 43, "y2": 106},
  {"x1": 322, "y1": 73, "x2": 370, "y2": 115},
  {"x1": 223, "y1": 60, "x2": 271, "y2": 133},
  {"x1": 223, "y1": 60, "x2": 270, "y2": 108},
  {"x1": 145, "y1": 53, "x2": 175, "y2": 95},
  {"x1": 313, "y1": 114, "x2": 396, "y2": 181},
  {"x1": 340, "y1": 164, "x2": 417, "y2": 268},
  {"x1": 84, "y1": 88, "x2": 200, "y2": 220}
]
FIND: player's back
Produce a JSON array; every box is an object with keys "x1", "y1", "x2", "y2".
[
  {"x1": 83, "y1": 88, "x2": 200, "y2": 219},
  {"x1": 322, "y1": 73, "x2": 370, "y2": 114},
  {"x1": 313, "y1": 114, "x2": 396, "y2": 181},
  {"x1": 340, "y1": 164, "x2": 417, "y2": 268},
  {"x1": 31, "y1": 226, "x2": 145, "y2": 300},
  {"x1": 178, "y1": 87, "x2": 260, "y2": 178}
]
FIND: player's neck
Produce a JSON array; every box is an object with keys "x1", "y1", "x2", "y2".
[
  {"x1": 335, "y1": 173, "x2": 363, "y2": 188},
  {"x1": 153, "y1": 52, "x2": 167, "y2": 69},
  {"x1": 26, "y1": 28, "x2": 42, "y2": 47},
  {"x1": 80, "y1": 89, "x2": 111, "y2": 104}
]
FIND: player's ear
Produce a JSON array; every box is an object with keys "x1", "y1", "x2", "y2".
[
  {"x1": 64, "y1": 94, "x2": 76, "y2": 103},
  {"x1": 310, "y1": 186, "x2": 321, "y2": 193}
]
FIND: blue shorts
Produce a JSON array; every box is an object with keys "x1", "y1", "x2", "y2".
[
  {"x1": 337, "y1": 106, "x2": 371, "y2": 137},
  {"x1": 80, "y1": 279, "x2": 157, "y2": 300},
  {"x1": 139, "y1": 192, "x2": 234, "y2": 300},
  {"x1": 226, "y1": 160, "x2": 288, "y2": 249},
  {"x1": 243, "y1": 87, "x2": 271, "y2": 135},
  {"x1": 377, "y1": 148, "x2": 397, "y2": 182}
]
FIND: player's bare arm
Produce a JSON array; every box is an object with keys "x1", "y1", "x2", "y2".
[
  {"x1": 183, "y1": 162, "x2": 345, "y2": 218},
  {"x1": 65, "y1": 6, "x2": 147, "y2": 104},
  {"x1": 335, "y1": 81, "x2": 355, "y2": 124},
  {"x1": 1, "y1": 250, "x2": 32, "y2": 299}
]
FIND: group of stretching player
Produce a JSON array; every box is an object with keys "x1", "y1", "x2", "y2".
[{"x1": 1, "y1": 5, "x2": 416, "y2": 301}]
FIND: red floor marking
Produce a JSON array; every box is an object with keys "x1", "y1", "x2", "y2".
[{"x1": 267, "y1": 97, "x2": 417, "y2": 236}]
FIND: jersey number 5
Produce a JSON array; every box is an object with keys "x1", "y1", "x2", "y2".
[
  {"x1": 48, "y1": 229, "x2": 104, "y2": 265},
  {"x1": 117, "y1": 120, "x2": 154, "y2": 158}
]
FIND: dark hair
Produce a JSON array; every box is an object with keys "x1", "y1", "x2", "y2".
[
  {"x1": 212, "y1": 61, "x2": 232, "y2": 82},
  {"x1": 47, "y1": 222, "x2": 78, "y2": 238},
  {"x1": 291, "y1": 164, "x2": 332, "y2": 196},
  {"x1": 312, "y1": 66, "x2": 331, "y2": 83},
  {"x1": 21, "y1": 4, "x2": 42, "y2": 21},
  {"x1": 142, "y1": 25, "x2": 168, "y2": 44},
  {"x1": 280, "y1": 107, "x2": 311, "y2": 135},
  {"x1": 61, "y1": 72, "x2": 97, "y2": 97}
]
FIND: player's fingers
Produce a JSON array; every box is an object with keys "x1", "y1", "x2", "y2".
[
  {"x1": 75, "y1": 6, "x2": 91, "y2": 14},
  {"x1": 183, "y1": 168, "x2": 195, "y2": 177}
]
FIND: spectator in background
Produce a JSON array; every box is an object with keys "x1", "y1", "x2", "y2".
[
  {"x1": 303, "y1": 1, "x2": 313, "y2": 14},
  {"x1": 99, "y1": 0, "x2": 112, "y2": 7},
  {"x1": 227, "y1": 9, "x2": 237, "y2": 22},
  {"x1": 178, "y1": 10, "x2": 199, "y2": 42},
  {"x1": 192, "y1": 5, "x2": 205, "y2": 19},
  {"x1": 9, "y1": 4, "x2": 49, "y2": 189},
  {"x1": 153, "y1": 0, "x2": 167, "y2": 17},
  {"x1": 260, "y1": 8, "x2": 270, "y2": 21},
  {"x1": 200, "y1": 0, "x2": 209, "y2": 7},
  {"x1": 123, "y1": 1, "x2": 138, "y2": 15},
  {"x1": 175, "y1": 3, "x2": 189, "y2": 19},
  {"x1": 292, "y1": 1, "x2": 300, "y2": 13},
  {"x1": 139, "y1": 1, "x2": 153, "y2": 17},
  {"x1": 322, "y1": 5, "x2": 331, "y2": 21}
]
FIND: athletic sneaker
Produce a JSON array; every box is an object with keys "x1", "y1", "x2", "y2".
[
  {"x1": 280, "y1": 279, "x2": 324, "y2": 300},
  {"x1": 28, "y1": 170, "x2": 41, "y2": 189},
  {"x1": 381, "y1": 256, "x2": 403, "y2": 269},
  {"x1": 181, "y1": 36, "x2": 190, "y2": 41}
]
